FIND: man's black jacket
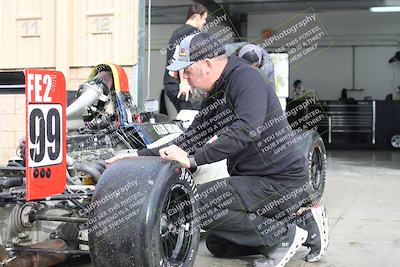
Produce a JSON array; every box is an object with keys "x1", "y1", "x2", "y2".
[{"x1": 139, "y1": 56, "x2": 307, "y2": 183}]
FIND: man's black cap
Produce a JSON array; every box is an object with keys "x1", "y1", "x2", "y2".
[{"x1": 167, "y1": 32, "x2": 226, "y2": 71}]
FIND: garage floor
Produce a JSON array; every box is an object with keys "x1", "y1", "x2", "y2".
[
  {"x1": 194, "y1": 150, "x2": 400, "y2": 267},
  {"x1": 67, "y1": 150, "x2": 400, "y2": 267}
]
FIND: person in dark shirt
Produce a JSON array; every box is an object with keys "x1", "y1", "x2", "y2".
[
  {"x1": 293, "y1": 79, "x2": 305, "y2": 98},
  {"x1": 163, "y1": 4, "x2": 208, "y2": 112},
  {"x1": 107, "y1": 33, "x2": 329, "y2": 267}
]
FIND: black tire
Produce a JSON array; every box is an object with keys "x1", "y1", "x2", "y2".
[
  {"x1": 296, "y1": 130, "x2": 327, "y2": 201},
  {"x1": 304, "y1": 132, "x2": 327, "y2": 201},
  {"x1": 390, "y1": 133, "x2": 400, "y2": 149},
  {"x1": 88, "y1": 157, "x2": 200, "y2": 267}
]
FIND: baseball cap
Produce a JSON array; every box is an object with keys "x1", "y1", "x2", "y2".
[
  {"x1": 167, "y1": 32, "x2": 226, "y2": 71},
  {"x1": 238, "y1": 44, "x2": 263, "y2": 66}
]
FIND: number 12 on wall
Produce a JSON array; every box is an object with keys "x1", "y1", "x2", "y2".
[{"x1": 25, "y1": 69, "x2": 66, "y2": 201}]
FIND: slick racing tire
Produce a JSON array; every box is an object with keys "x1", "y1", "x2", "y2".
[
  {"x1": 300, "y1": 131, "x2": 327, "y2": 201},
  {"x1": 88, "y1": 157, "x2": 200, "y2": 267}
]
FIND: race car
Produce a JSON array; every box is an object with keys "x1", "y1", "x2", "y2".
[{"x1": 0, "y1": 63, "x2": 326, "y2": 267}]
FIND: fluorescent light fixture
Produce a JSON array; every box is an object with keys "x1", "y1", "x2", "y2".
[{"x1": 370, "y1": 6, "x2": 400, "y2": 12}]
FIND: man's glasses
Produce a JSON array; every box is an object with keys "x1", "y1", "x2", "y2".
[{"x1": 183, "y1": 63, "x2": 195, "y2": 74}]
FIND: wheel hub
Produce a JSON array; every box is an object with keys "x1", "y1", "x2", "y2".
[
  {"x1": 391, "y1": 135, "x2": 400, "y2": 148},
  {"x1": 159, "y1": 186, "x2": 194, "y2": 264}
]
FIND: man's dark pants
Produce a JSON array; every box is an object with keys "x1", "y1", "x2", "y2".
[{"x1": 197, "y1": 175, "x2": 313, "y2": 256}]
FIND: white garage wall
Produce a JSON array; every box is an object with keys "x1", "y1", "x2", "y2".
[
  {"x1": 354, "y1": 46, "x2": 400, "y2": 100},
  {"x1": 247, "y1": 10, "x2": 400, "y2": 40},
  {"x1": 247, "y1": 10, "x2": 400, "y2": 100},
  {"x1": 145, "y1": 10, "x2": 400, "y2": 104},
  {"x1": 288, "y1": 46, "x2": 400, "y2": 100},
  {"x1": 289, "y1": 47, "x2": 353, "y2": 100}
]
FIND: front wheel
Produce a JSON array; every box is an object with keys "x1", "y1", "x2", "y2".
[{"x1": 88, "y1": 157, "x2": 200, "y2": 267}]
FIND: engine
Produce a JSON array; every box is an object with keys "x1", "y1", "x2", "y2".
[{"x1": 0, "y1": 64, "x2": 149, "y2": 265}]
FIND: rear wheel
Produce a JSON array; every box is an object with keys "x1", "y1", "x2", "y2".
[
  {"x1": 298, "y1": 131, "x2": 327, "y2": 201},
  {"x1": 307, "y1": 134, "x2": 327, "y2": 200}
]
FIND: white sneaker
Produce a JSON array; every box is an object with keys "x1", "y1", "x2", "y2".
[
  {"x1": 301, "y1": 204, "x2": 329, "y2": 262},
  {"x1": 253, "y1": 226, "x2": 308, "y2": 267}
]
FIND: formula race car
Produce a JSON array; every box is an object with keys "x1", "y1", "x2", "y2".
[{"x1": 0, "y1": 63, "x2": 326, "y2": 267}]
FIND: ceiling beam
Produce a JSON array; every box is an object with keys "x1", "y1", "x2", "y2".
[{"x1": 227, "y1": 0, "x2": 386, "y2": 13}]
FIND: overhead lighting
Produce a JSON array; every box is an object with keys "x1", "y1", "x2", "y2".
[{"x1": 370, "y1": 6, "x2": 400, "y2": 12}]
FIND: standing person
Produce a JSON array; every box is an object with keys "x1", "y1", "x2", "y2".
[
  {"x1": 108, "y1": 33, "x2": 329, "y2": 267},
  {"x1": 292, "y1": 79, "x2": 305, "y2": 98},
  {"x1": 163, "y1": 4, "x2": 208, "y2": 112}
]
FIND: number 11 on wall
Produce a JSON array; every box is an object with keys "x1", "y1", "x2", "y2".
[{"x1": 25, "y1": 69, "x2": 66, "y2": 201}]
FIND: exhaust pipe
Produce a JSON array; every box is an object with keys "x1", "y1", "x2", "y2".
[
  {"x1": 66, "y1": 71, "x2": 114, "y2": 130},
  {"x1": 66, "y1": 83, "x2": 103, "y2": 130}
]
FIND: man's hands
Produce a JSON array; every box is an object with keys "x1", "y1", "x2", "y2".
[
  {"x1": 177, "y1": 79, "x2": 192, "y2": 102},
  {"x1": 105, "y1": 146, "x2": 190, "y2": 169},
  {"x1": 159, "y1": 145, "x2": 190, "y2": 168},
  {"x1": 177, "y1": 69, "x2": 192, "y2": 102}
]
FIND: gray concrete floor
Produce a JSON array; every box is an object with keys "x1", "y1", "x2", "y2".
[
  {"x1": 193, "y1": 150, "x2": 400, "y2": 267},
  {"x1": 68, "y1": 150, "x2": 400, "y2": 267}
]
